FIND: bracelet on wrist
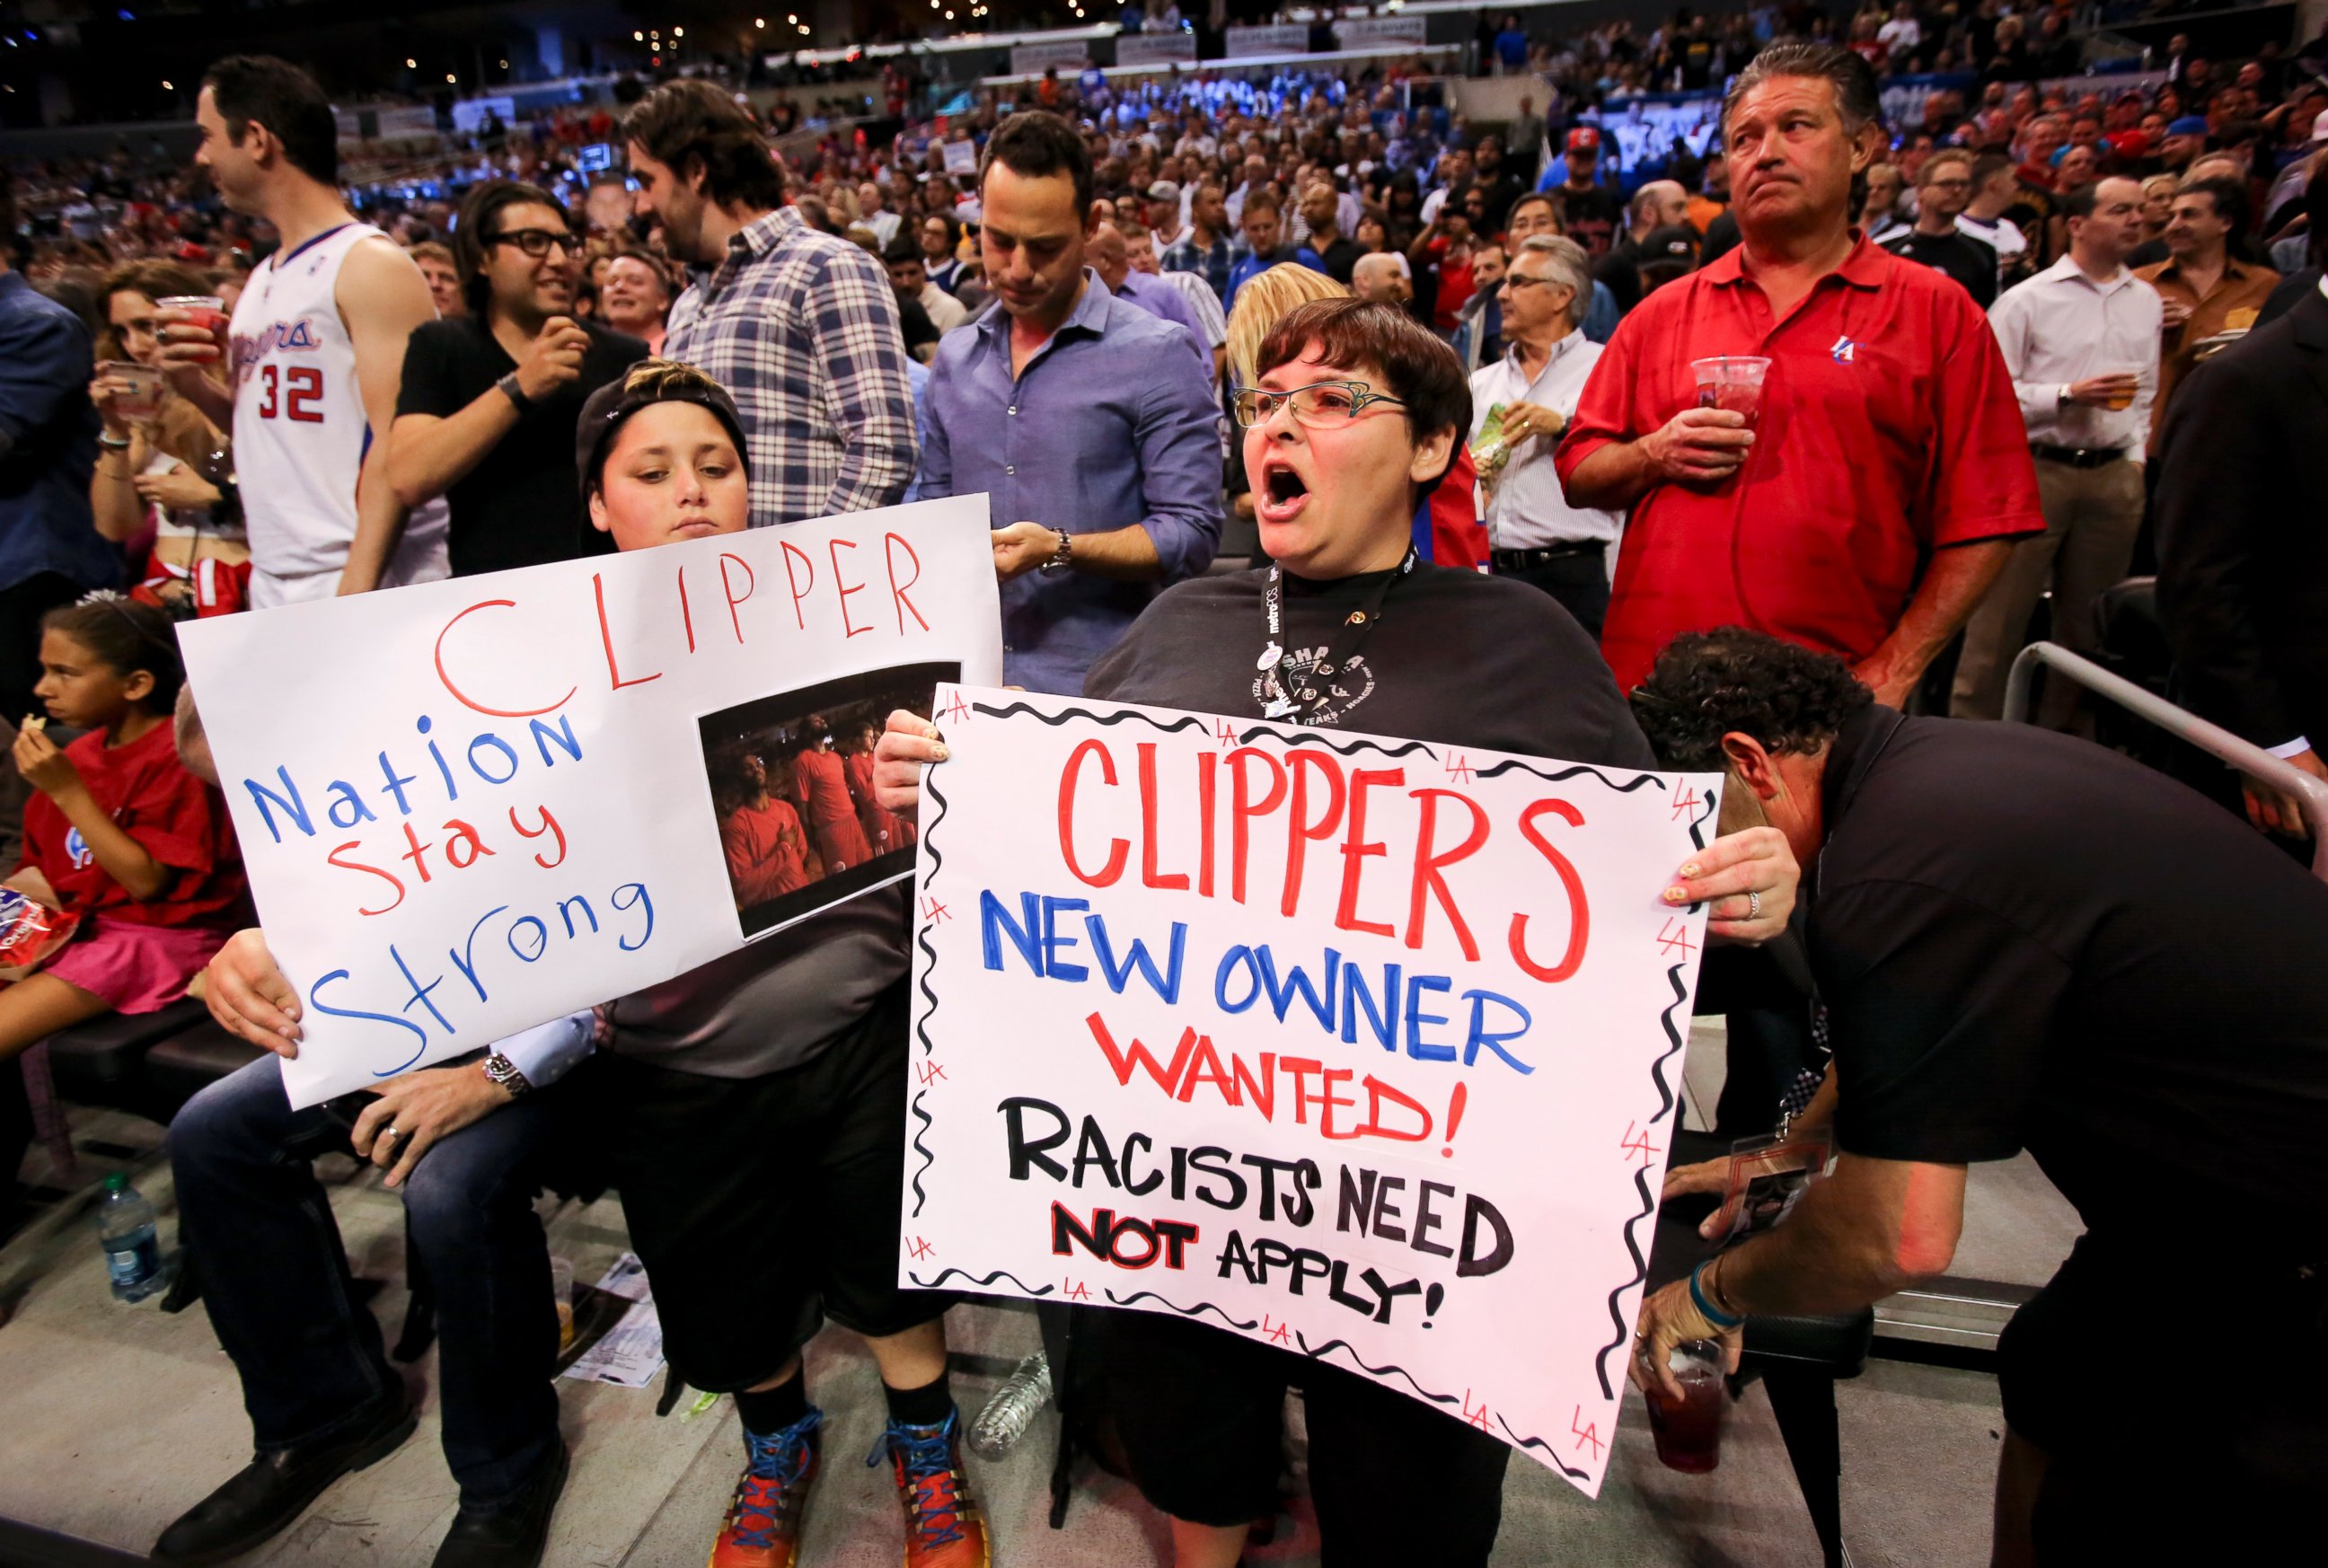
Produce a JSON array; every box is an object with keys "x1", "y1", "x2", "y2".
[
  {"x1": 1689, "y1": 1258, "x2": 1744, "y2": 1331},
  {"x1": 98, "y1": 433, "x2": 131, "y2": 450}
]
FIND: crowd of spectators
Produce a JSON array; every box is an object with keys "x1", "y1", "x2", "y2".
[{"x1": 0, "y1": 7, "x2": 2324, "y2": 1568}]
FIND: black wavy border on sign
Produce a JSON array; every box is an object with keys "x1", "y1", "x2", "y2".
[
  {"x1": 971, "y1": 699, "x2": 1214, "y2": 737},
  {"x1": 1591, "y1": 780, "x2": 1718, "y2": 1397},
  {"x1": 911, "y1": 1267, "x2": 1057, "y2": 1297},
  {"x1": 1474, "y1": 759, "x2": 1668, "y2": 793},
  {"x1": 1108, "y1": 1290, "x2": 1260, "y2": 1332},
  {"x1": 1235, "y1": 727, "x2": 1440, "y2": 759},
  {"x1": 907, "y1": 753, "x2": 954, "y2": 1220}
]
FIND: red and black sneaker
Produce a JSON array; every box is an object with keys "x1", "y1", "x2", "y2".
[
  {"x1": 710, "y1": 1409, "x2": 822, "y2": 1568},
  {"x1": 869, "y1": 1408, "x2": 991, "y2": 1568}
]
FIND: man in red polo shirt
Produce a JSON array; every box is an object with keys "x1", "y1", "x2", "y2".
[{"x1": 1559, "y1": 42, "x2": 2042, "y2": 701}]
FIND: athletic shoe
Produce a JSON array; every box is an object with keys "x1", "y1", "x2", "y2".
[
  {"x1": 868, "y1": 1408, "x2": 990, "y2": 1568},
  {"x1": 710, "y1": 1408, "x2": 822, "y2": 1568}
]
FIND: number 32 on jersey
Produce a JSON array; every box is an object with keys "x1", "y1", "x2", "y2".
[{"x1": 255, "y1": 363, "x2": 324, "y2": 423}]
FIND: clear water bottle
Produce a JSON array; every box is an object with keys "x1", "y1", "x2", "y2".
[
  {"x1": 98, "y1": 1172, "x2": 163, "y2": 1303},
  {"x1": 966, "y1": 1351, "x2": 1053, "y2": 1459}
]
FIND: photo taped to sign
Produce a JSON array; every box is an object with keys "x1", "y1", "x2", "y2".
[{"x1": 696, "y1": 660, "x2": 957, "y2": 938}]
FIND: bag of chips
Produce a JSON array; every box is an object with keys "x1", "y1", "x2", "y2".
[{"x1": 0, "y1": 887, "x2": 80, "y2": 976}]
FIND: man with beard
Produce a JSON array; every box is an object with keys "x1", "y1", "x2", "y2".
[{"x1": 622, "y1": 79, "x2": 916, "y2": 524}]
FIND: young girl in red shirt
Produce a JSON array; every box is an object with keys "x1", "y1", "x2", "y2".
[{"x1": 0, "y1": 595, "x2": 246, "y2": 1063}]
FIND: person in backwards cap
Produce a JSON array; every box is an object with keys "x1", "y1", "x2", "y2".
[{"x1": 198, "y1": 359, "x2": 992, "y2": 1568}]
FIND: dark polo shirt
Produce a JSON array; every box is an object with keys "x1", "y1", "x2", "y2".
[{"x1": 1808, "y1": 706, "x2": 2328, "y2": 1246}]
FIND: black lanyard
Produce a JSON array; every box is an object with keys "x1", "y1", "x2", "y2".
[{"x1": 1256, "y1": 547, "x2": 1416, "y2": 722}]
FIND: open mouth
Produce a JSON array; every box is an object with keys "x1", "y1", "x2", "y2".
[{"x1": 1256, "y1": 460, "x2": 1312, "y2": 524}]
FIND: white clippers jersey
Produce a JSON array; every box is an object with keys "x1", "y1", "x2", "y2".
[{"x1": 230, "y1": 222, "x2": 447, "y2": 606}]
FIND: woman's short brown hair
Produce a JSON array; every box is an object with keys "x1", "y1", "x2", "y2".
[{"x1": 1252, "y1": 298, "x2": 1471, "y2": 496}]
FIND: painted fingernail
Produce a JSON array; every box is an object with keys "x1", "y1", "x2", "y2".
[
  {"x1": 1663, "y1": 885, "x2": 1688, "y2": 903},
  {"x1": 1678, "y1": 862, "x2": 1702, "y2": 878},
  {"x1": 930, "y1": 745, "x2": 949, "y2": 762}
]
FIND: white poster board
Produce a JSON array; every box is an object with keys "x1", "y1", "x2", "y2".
[
  {"x1": 1010, "y1": 40, "x2": 1093, "y2": 75},
  {"x1": 903, "y1": 685, "x2": 1717, "y2": 1495},
  {"x1": 1334, "y1": 15, "x2": 1428, "y2": 50},
  {"x1": 1224, "y1": 22, "x2": 1311, "y2": 57},
  {"x1": 1116, "y1": 32, "x2": 1198, "y2": 67},
  {"x1": 941, "y1": 138, "x2": 980, "y2": 176},
  {"x1": 180, "y1": 498, "x2": 1001, "y2": 1107}
]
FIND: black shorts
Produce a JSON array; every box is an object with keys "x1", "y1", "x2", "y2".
[
  {"x1": 575, "y1": 979, "x2": 949, "y2": 1392},
  {"x1": 1105, "y1": 1308, "x2": 1510, "y2": 1567},
  {"x1": 1999, "y1": 1229, "x2": 2328, "y2": 1559}
]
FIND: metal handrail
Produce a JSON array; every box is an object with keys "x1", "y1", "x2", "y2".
[{"x1": 2003, "y1": 641, "x2": 2328, "y2": 879}]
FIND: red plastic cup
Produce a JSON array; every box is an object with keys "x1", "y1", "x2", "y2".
[
  {"x1": 155, "y1": 295, "x2": 230, "y2": 348},
  {"x1": 1690, "y1": 354, "x2": 1772, "y2": 431},
  {"x1": 1646, "y1": 1338, "x2": 1727, "y2": 1473}
]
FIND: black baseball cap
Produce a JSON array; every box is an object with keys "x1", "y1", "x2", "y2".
[
  {"x1": 575, "y1": 361, "x2": 753, "y2": 496},
  {"x1": 1640, "y1": 224, "x2": 1699, "y2": 261}
]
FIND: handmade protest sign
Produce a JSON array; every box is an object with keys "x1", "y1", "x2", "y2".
[
  {"x1": 903, "y1": 685, "x2": 1718, "y2": 1496},
  {"x1": 180, "y1": 497, "x2": 1001, "y2": 1107}
]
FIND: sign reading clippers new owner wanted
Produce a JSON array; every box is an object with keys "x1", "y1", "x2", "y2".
[
  {"x1": 902, "y1": 685, "x2": 1719, "y2": 1494},
  {"x1": 179, "y1": 498, "x2": 1001, "y2": 1108}
]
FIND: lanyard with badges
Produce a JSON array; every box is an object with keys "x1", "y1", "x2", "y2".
[{"x1": 1255, "y1": 546, "x2": 1417, "y2": 721}]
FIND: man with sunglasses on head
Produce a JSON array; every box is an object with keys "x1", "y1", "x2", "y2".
[{"x1": 387, "y1": 181, "x2": 649, "y2": 576}]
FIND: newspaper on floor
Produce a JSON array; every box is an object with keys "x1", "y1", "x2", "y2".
[{"x1": 560, "y1": 1253, "x2": 664, "y2": 1388}]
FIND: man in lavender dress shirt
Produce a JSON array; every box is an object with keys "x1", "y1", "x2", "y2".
[
  {"x1": 1088, "y1": 220, "x2": 1209, "y2": 369},
  {"x1": 919, "y1": 112, "x2": 1221, "y2": 696}
]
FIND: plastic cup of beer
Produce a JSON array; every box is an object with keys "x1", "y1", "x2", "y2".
[
  {"x1": 98, "y1": 360, "x2": 163, "y2": 422},
  {"x1": 1646, "y1": 1338, "x2": 1727, "y2": 1473},
  {"x1": 2102, "y1": 369, "x2": 2138, "y2": 411},
  {"x1": 154, "y1": 295, "x2": 230, "y2": 349},
  {"x1": 1690, "y1": 355, "x2": 1773, "y2": 429},
  {"x1": 550, "y1": 1256, "x2": 576, "y2": 1352}
]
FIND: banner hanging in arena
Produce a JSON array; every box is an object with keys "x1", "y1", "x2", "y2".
[
  {"x1": 181, "y1": 498, "x2": 1001, "y2": 1108},
  {"x1": 902, "y1": 685, "x2": 1719, "y2": 1495}
]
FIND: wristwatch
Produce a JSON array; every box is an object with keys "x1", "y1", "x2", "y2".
[
  {"x1": 1037, "y1": 528, "x2": 1073, "y2": 574},
  {"x1": 497, "y1": 371, "x2": 533, "y2": 414},
  {"x1": 481, "y1": 1053, "x2": 534, "y2": 1098}
]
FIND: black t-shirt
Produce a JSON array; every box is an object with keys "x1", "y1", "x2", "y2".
[
  {"x1": 1559, "y1": 181, "x2": 1622, "y2": 257},
  {"x1": 1083, "y1": 563, "x2": 1657, "y2": 770},
  {"x1": 396, "y1": 317, "x2": 648, "y2": 577},
  {"x1": 1881, "y1": 229, "x2": 1997, "y2": 309},
  {"x1": 1316, "y1": 234, "x2": 1364, "y2": 286},
  {"x1": 1811, "y1": 708, "x2": 2328, "y2": 1246}
]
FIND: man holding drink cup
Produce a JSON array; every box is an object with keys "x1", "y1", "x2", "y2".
[
  {"x1": 1558, "y1": 42, "x2": 2041, "y2": 703},
  {"x1": 1951, "y1": 176, "x2": 2159, "y2": 724},
  {"x1": 152, "y1": 56, "x2": 449, "y2": 608}
]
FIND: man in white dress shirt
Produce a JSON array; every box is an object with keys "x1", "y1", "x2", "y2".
[
  {"x1": 1469, "y1": 234, "x2": 1623, "y2": 638},
  {"x1": 1951, "y1": 176, "x2": 2161, "y2": 724}
]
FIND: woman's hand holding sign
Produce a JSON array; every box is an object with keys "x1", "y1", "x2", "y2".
[
  {"x1": 1663, "y1": 824, "x2": 1794, "y2": 945},
  {"x1": 874, "y1": 708, "x2": 948, "y2": 820}
]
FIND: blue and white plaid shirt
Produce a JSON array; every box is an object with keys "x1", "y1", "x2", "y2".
[
  {"x1": 664, "y1": 207, "x2": 917, "y2": 525},
  {"x1": 1160, "y1": 230, "x2": 1243, "y2": 304}
]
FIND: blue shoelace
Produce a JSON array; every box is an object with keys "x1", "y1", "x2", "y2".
[
  {"x1": 867, "y1": 1411, "x2": 966, "y2": 1549},
  {"x1": 728, "y1": 1408, "x2": 822, "y2": 1550}
]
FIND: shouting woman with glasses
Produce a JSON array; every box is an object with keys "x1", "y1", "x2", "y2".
[
  {"x1": 876, "y1": 299, "x2": 1799, "y2": 1567},
  {"x1": 385, "y1": 179, "x2": 650, "y2": 577}
]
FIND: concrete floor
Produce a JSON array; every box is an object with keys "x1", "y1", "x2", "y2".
[{"x1": 1, "y1": 1026, "x2": 2071, "y2": 1567}]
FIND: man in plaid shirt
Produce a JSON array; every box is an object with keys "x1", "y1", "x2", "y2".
[
  {"x1": 1160, "y1": 181, "x2": 1242, "y2": 303},
  {"x1": 624, "y1": 82, "x2": 916, "y2": 525}
]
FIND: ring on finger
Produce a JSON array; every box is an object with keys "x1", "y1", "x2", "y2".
[{"x1": 1746, "y1": 888, "x2": 1761, "y2": 921}]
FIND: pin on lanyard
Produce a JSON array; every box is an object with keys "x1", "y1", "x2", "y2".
[{"x1": 1256, "y1": 547, "x2": 1416, "y2": 722}]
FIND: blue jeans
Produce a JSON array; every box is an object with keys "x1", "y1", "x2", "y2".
[{"x1": 167, "y1": 1056, "x2": 562, "y2": 1506}]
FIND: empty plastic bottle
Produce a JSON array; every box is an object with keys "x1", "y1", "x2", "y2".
[
  {"x1": 97, "y1": 1172, "x2": 163, "y2": 1303},
  {"x1": 967, "y1": 1351, "x2": 1053, "y2": 1458}
]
